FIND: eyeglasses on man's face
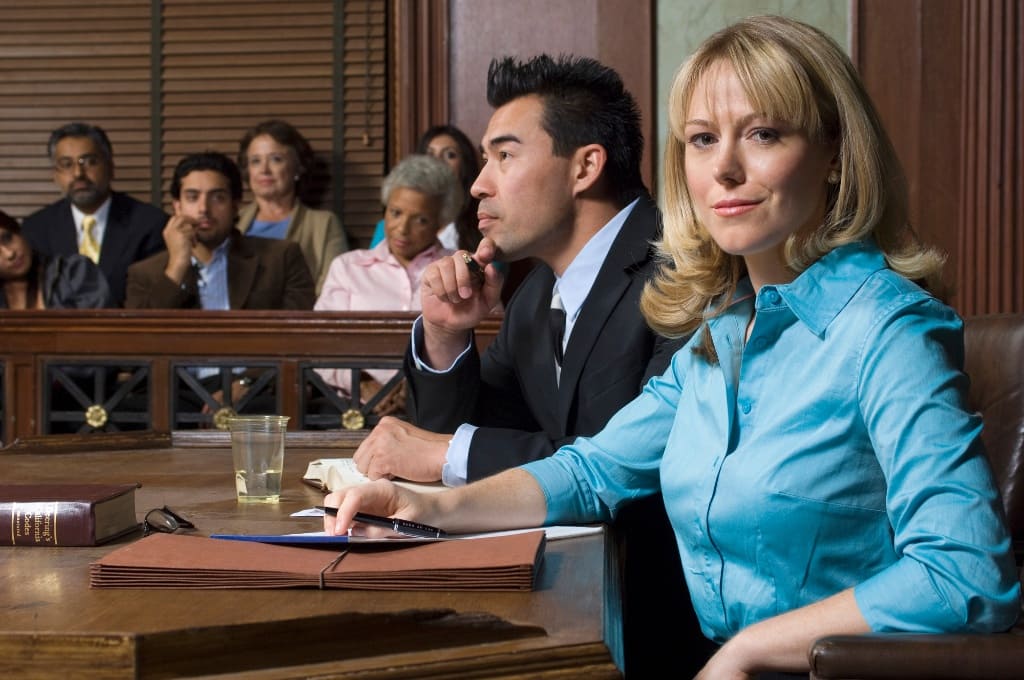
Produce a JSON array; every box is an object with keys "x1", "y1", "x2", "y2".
[
  {"x1": 142, "y1": 506, "x2": 196, "y2": 537},
  {"x1": 54, "y1": 154, "x2": 105, "y2": 173}
]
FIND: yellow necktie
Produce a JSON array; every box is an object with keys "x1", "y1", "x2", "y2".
[{"x1": 80, "y1": 216, "x2": 100, "y2": 264}]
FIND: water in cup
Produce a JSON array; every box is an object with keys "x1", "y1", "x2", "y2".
[
  {"x1": 235, "y1": 465, "x2": 282, "y2": 501},
  {"x1": 229, "y1": 415, "x2": 288, "y2": 503}
]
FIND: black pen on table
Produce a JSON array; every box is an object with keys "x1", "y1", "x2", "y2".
[{"x1": 316, "y1": 506, "x2": 448, "y2": 539}]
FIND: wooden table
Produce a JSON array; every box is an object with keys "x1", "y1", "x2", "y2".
[{"x1": 0, "y1": 432, "x2": 622, "y2": 679}]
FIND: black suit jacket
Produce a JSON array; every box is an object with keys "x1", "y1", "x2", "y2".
[
  {"x1": 406, "y1": 195, "x2": 682, "y2": 478},
  {"x1": 22, "y1": 192, "x2": 168, "y2": 306},
  {"x1": 123, "y1": 230, "x2": 315, "y2": 310}
]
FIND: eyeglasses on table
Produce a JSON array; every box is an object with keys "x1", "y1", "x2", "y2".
[{"x1": 142, "y1": 506, "x2": 196, "y2": 537}]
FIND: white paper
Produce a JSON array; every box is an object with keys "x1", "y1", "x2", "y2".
[{"x1": 286, "y1": 512, "x2": 603, "y2": 542}]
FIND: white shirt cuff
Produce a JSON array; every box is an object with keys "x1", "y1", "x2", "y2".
[{"x1": 410, "y1": 315, "x2": 473, "y2": 373}]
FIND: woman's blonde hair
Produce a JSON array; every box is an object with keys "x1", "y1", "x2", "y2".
[{"x1": 641, "y1": 15, "x2": 945, "y2": 350}]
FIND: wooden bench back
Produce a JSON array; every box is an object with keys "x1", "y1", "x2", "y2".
[{"x1": 0, "y1": 310, "x2": 500, "y2": 441}]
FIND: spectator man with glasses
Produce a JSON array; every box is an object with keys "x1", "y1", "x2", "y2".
[{"x1": 22, "y1": 122, "x2": 168, "y2": 306}]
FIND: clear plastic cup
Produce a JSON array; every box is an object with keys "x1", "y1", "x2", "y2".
[{"x1": 228, "y1": 415, "x2": 289, "y2": 502}]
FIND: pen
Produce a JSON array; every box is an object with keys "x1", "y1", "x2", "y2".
[
  {"x1": 460, "y1": 252, "x2": 485, "y2": 287},
  {"x1": 316, "y1": 507, "x2": 448, "y2": 539}
]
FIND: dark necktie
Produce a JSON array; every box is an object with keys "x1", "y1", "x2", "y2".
[{"x1": 550, "y1": 290, "x2": 566, "y2": 367}]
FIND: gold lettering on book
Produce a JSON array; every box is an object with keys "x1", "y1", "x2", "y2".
[{"x1": 10, "y1": 503, "x2": 59, "y2": 545}]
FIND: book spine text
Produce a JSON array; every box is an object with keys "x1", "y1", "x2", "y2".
[{"x1": 3, "y1": 502, "x2": 93, "y2": 546}]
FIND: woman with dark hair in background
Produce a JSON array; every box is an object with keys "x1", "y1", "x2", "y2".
[
  {"x1": 236, "y1": 119, "x2": 348, "y2": 293},
  {"x1": 0, "y1": 209, "x2": 112, "y2": 309}
]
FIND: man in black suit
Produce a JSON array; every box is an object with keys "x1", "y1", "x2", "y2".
[
  {"x1": 22, "y1": 122, "x2": 167, "y2": 306},
  {"x1": 349, "y1": 55, "x2": 706, "y2": 677}
]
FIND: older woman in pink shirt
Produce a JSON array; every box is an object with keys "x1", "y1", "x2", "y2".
[{"x1": 315, "y1": 154, "x2": 461, "y2": 403}]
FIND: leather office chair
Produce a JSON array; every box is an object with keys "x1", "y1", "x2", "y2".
[{"x1": 808, "y1": 313, "x2": 1024, "y2": 679}]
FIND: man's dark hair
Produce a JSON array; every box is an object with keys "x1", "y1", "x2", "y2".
[
  {"x1": 170, "y1": 151, "x2": 244, "y2": 201},
  {"x1": 486, "y1": 54, "x2": 646, "y2": 205},
  {"x1": 47, "y1": 122, "x2": 114, "y2": 162}
]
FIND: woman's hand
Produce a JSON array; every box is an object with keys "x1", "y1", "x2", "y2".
[
  {"x1": 322, "y1": 478, "x2": 436, "y2": 537},
  {"x1": 694, "y1": 637, "x2": 755, "y2": 680},
  {"x1": 694, "y1": 588, "x2": 867, "y2": 679}
]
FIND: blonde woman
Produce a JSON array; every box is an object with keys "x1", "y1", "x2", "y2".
[{"x1": 322, "y1": 17, "x2": 1019, "y2": 678}]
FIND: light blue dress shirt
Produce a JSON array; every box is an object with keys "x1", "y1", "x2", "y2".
[
  {"x1": 193, "y1": 239, "x2": 231, "y2": 311},
  {"x1": 248, "y1": 216, "x2": 291, "y2": 240},
  {"x1": 523, "y1": 240, "x2": 1020, "y2": 643},
  {"x1": 193, "y1": 240, "x2": 232, "y2": 380}
]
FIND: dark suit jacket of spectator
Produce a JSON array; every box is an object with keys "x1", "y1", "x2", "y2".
[
  {"x1": 123, "y1": 230, "x2": 315, "y2": 310},
  {"x1": 22, "y1": 191, "x2": 168, "y2": 306}
]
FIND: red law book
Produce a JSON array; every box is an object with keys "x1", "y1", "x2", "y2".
[{"x1": 1, "y1": 483, "x2": 140, "y2": 546}]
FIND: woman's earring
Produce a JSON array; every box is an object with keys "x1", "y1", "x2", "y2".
[
  {"x1": 293, "y1": 174, "x2": 301, "y2": 182},
  {"x1": 827, "y1": 169, "x2": 840, "y2": 185}
]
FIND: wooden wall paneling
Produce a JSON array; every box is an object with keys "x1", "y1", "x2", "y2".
[
  {"x1": 856, "y1": 0, "x2": 1022, "y2": 315},
  {"x1": 854, "y1": 0, "x2": 962, "y2": 302},
  {"x1": 447, "y1": 0, "x2": 656, "y2": 193},
  {"x1": 341, "y1": 0, "x2": 388, "y2": 245},
  {"x1": 390, "y1": 0, "x2": 449, "y2": 166},
  {"x1": 596, "y1": 2, "x2": 656, "y2": 194},
  {"x1": 958, "y1": 0, "x2": 1023, "y2": 314},
  {"x1": 0, "y1": 1, "x2": 154, "y2": 219},
  {"x1": 959, "y1": 0, "x2": 981, "y2": 316}
]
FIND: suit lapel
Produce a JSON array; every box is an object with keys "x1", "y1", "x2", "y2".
[
  {"x1": 555, "y1": 198, "x2": 660, "y2": 419},
  {"x1": 226, "y1": 232, "x2": 258, "y2": 309},
  {"x1": 56, "y1": 200, "x2": 80, "y2": 254},
  {"x1": 286, "y1": 203, "x2": 305, "y2": 239},
  {"x1": 98, "y1": 193, "x2": 127, "y2": 266}
]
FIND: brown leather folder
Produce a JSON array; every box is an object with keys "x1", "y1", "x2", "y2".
[{"x1": 90, "y1": 531, "x2": 545, "y2": 591}]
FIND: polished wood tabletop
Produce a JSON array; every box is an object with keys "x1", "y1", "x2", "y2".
[{"x1": 0, "y1": 432, "x2": 621, "y2": 679}]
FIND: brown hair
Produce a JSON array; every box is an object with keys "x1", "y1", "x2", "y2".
[{"x1": 237, "y1": 119, "x2": 316, "y2": 193}]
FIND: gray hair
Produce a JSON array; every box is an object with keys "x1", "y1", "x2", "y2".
[
  {"x1": 381, "y1": 154, "x2": 462, "y2": 226},
  {"x1": 47, "y1": 122, "x2": 114, "y2": 161}
]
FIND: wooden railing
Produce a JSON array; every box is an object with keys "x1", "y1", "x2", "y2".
[{"x1": 0, "y1": 310, "x2": 501, "y2": 442}]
